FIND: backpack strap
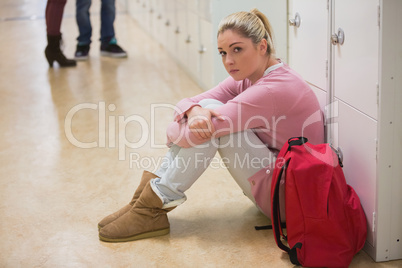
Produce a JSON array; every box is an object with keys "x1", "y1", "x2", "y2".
[
  {"x1": 271, "y1": 137, "x2": 308, "y2": 265},
  {"x1": 272, "y1": 158, "x2": 291, "y2": 253},
  {"x1": 272, "y1": 156, "x2": 304, "y2": 265},
  {"x1": 289, "y1": 243, "x2": 302, "y2": 265},
  {"x1": 287, "y1": 137, "x2": 308, "y2": 151},
  {"x1": 254, "y1": 222, "x2": 287, "y2": 230}
]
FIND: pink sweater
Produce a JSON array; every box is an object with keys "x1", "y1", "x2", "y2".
[{"x1": 166, "y1": 63, "x2": 324, "y2": 217}]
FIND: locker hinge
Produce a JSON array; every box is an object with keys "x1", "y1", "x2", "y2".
[
  {"x1": 377, "y1": 5, "x2": 381, "y2": 27},
  {"x1": 325, "y1": 60, "x2": 328, "y2": 78},
  {"x1": 372, "y1": 212, "x2": 376, "y2": 233},
  {"x1": 375, "y1": 138, "x2": 378, "y2": 162},
  {"x1": 327, "y1": 0, "x2": 330, "y2": 10}
]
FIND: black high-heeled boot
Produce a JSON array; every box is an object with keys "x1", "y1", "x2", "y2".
[{"x1": 45, "y1": 34, "x2": 77, "y2": 68}]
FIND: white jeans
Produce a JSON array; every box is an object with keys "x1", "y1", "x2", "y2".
[{"x1": 150, "y1": 99, "x2": 275, "y2": 208}]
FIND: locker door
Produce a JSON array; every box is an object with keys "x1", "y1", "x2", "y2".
[
  {"x1": 187, "y1": 0, "x2": 198, "y2": 13},
  {"x1": 128, "y1": 0, "x2": 141, "y2": 21},
  {"x1": 333, "y1": 0, "x2": 379, "y2": 119},
  {"x1": 199, "y1": 19, "x2": 214, "y2": 90},
  {"x1": 333, "y1": 100, "x2": 377, "y2": 247},
  {"x1": 156, "y1": 0, "x2": 168, "y2": 44},
  {"x1": 165, "y1": 0, "x2": 177, "y2": 56},
  {"x1": 139, "y1": 0, "x2": 151, "y2": 31},
  {"x1": 149, "y1": 0, "x2": 158, "y2": 41},
  {"x1": 176, "y1": 1, "x2": 188, "y2": 68},
  {"x1": 288, "y1": 0, "x2": 328, "y2": 90},
  {"x1": 186, "y1": 9, "x2": 200, "y2": 80}
]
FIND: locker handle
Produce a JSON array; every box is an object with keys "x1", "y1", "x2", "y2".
[
  {"x1": 331, "y1": 28, "x2": 345, "y2": 45},
  {"x1": 330, "y1": 145, "x2": 344, "y2": 167},
  {"x1": 185, "y1": 35, "x2": 192, "y2": 43},
  {"x1": 289, "y1": 13, "x2": 301, "y2": 28},
  {"x1": 199, "y1": 45, "x2": 207, "y2": 54}
]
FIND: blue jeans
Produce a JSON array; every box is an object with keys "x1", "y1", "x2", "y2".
[{"x1": 76, "y1": 0, "x2": 116, "y2": 45}]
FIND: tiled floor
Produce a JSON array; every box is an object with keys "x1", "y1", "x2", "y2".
[{"x1": 0, "y1": 0, "x2": 401, "y2": 267}]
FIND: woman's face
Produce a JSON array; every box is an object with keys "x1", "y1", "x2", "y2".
[{"x1": 217, "y1": 29, "x2": 267, "y2": 83}]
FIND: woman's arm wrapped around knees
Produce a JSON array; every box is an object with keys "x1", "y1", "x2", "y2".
[
  {"x1": 166, "y1": 115, "x2": 230, "y2": 148},
  {"x1": 166, "y1": 99, "x2": 227, "y2": 148},
  {"x1": 166, "y1": 91, "x2": 275, "y2": 148},
  {"x1": 166, "y1": 82, "x2": 277, "y2": 148}
]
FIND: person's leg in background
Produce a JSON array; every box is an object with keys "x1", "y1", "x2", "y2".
[
  {"x1": 99, "y1": 0, "x2": 115, "y2": 44},
  {"x1": 74, "y1": 0, "x2": 92, "y2": 60},
  {"x1": 99, "y1": 0, "x2": 127, "y2": 58},
  {"x1": 45, "y1": 0, "x2": 77, "y2": 67}
]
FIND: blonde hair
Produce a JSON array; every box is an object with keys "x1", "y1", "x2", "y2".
[{"x1": 217, "y1": 8, "x2": 275, "y2": 56}]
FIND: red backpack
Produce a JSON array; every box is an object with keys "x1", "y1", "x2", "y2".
[{"x1": 271, "y1": 137, "x2": 367, "y2": 268}]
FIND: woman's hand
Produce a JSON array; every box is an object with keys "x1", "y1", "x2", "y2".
[{"x1": 186, "y1": 106, "x2": 225, "y2": 140}]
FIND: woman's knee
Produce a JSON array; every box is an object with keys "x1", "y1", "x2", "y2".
[{"x1": 198, "y1": 99, "x2": 224, "y2": 109}]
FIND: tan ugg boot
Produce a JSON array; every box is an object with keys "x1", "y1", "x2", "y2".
[
  {"x1": 98, "y1": 171, "x2": 159, "y2": 229},
  {"x1": 99, "y1": 182, "x2": 175, "y2": 242}
]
